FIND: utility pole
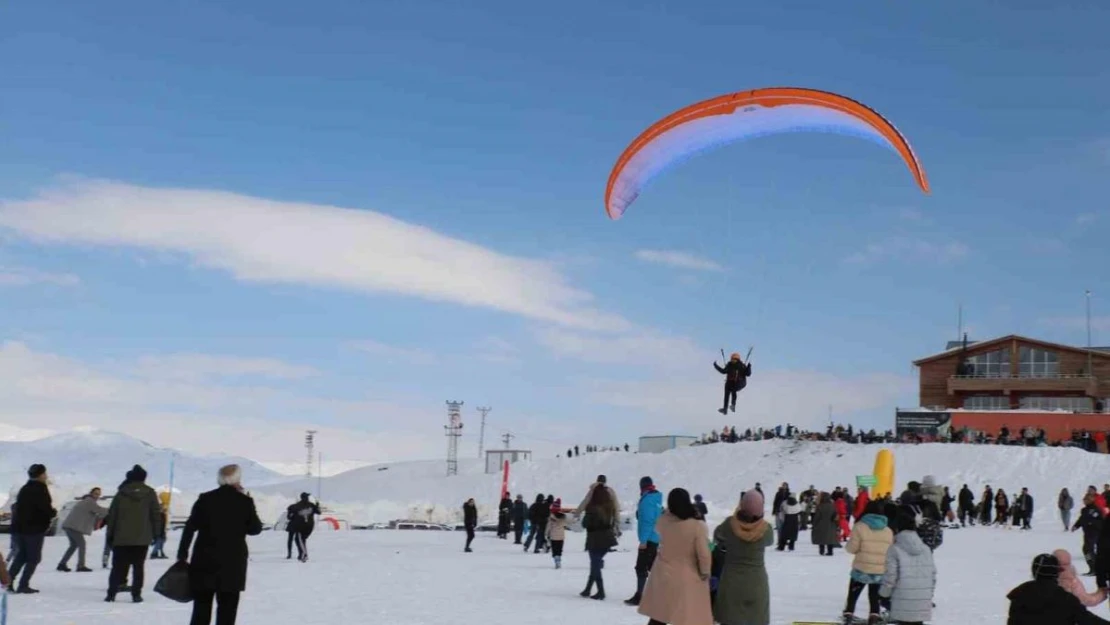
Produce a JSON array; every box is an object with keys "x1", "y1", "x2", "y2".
[
  {"x1": 304, "y1": 430, "x2": 317, "y2": 478},
  {"x1": 501, "y1": 431, "x2": 515, "y2": 449},
  {"x1": 1087, "y1": 290, "x2": 1094, "y2": 377},
  {"x1": 476, "y1": 406, "x2": 491, "y2": 458},
  {"x1": 445, "y1": 401, "x2": 464, "y2": 476}
]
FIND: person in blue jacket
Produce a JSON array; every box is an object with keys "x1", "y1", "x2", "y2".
[{"x1": 625, "y1": 476, "x2": 664, "y2": 606}]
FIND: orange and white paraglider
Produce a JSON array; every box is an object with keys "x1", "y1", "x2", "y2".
[{"x1": 604, "y1": 87, "x2": 929, "y2": 220}]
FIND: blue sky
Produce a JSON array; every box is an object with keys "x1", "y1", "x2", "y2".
[{"x1": 0, "y1": 1, "x2": 1107, "y2": 465}]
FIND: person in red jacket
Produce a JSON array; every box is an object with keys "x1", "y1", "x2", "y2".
[
  {"x1": 853, "y1": 486, "x2": 871, "y2": 522},
  {"x1": 833, "y1": 493, "x2": 851, "y2": 541}
]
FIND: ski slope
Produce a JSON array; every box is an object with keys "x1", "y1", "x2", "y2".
[
  {"x1": 1, "y1": 512, "x2": 1087, "y2": 624},
  {"x1": 251, "y1": 440, "x2": 1110, "y2": 527}
]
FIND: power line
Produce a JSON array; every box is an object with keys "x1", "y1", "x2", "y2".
[{"x1": 501, "y1": 431, "x2": 515, "y2": 449}]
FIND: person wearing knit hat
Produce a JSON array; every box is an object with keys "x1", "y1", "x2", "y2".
[
  {"x1": 7, "y1": 463, "x2": 56, "y2": 593},
  {"x1": 105, "y1": 463, "x2": 160, "y2": 602},
  {"x1": 712, "y1": 488, "x2": 774, "y2": 625},
  {"x1": 1005, "y1": 553, "x2": 1109, "y2": 624}
]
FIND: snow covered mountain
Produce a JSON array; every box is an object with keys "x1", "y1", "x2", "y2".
[
  {"x1": 252, "y1": 439, "x2": 1110, "y2": 527},
  {"x1": 0, "y1": 428, "x2": 287, "y2": 509}
]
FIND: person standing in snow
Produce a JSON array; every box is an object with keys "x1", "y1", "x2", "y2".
[
  {"x1": 1007, "y1": 553, "x2": 1110, "y2": 625},
  {"x1": 524, "y1": 494, "x2": 547, "y2": 552},
  {"x1": 179, "y1": 464, "x2": 264, "y2": 625},
  {"x1": 511, "y1": 495, "x2": 528, "y2": 544},
  {"x1": 7, "y1": 463, "x2": 56, "y2": 594},
  {"x1": 625, "y1": 476, "x2": 663, "y2": 606},
  {"x1": 941, "y1": 487, "x2": 955, "y2": 525},
  {"x1": 1017, "y1": 488, "x2": 1035, "y2": 530},
  {"x1": 958, "y1": 484, "x2": 975, "y2": 527},
  {"x1": 151, "y1": 502, "x2": 169, "y2": 559},
  {"x1": 580, "y1": 485, "x2": 618, "y2": 600},
  {"x1": 713, "y1": 490, "x2": 774, "y2": 625},
  {"x1": 812, "y1": 492, "x2": 840, "y2": 556},
  {"x1": 546, "y1": 502, "x2": 568, "y2": 569},
  {"x1": 1060, "y1": 489, "x2": 1076, "y2": 531},
  {"x1": 463, "y1": 499, "x2": 478, "y2": 553},
  {"x1": 1074, "y1": 495, "x2": 1103, "y2": 576},
  {"x1": 637, "y1": 488, "x2": 712, "y2": 625},
  {"x1": 772, "y1": 483, "x2": 790, "y2": 527},
  {"x1": 879, "y1": 510, "x2": 936, "y2": 625},
  {"x1": 853, "y1": 485, "x2": 871, "y2": 523},
  {"x1": 981, "y1": 485, "x2": 994, "y2": 525},
  {"x1": 776, "y1": 495, "x2": 802, "y2": 551},
  {"x1": 694, "y1": 494, "x2": 709, "y2": 520},
  {"x1": 58, "y1": 487, "x2": 108, "y2": 572},
  {"x1": 843, "y1": 501, "x2": 894, "y2": 625},
  {"x1": 286, "y1": 493, "x2": 320, "y2": 562},
  {"x1": 105, "y1": 464, "x2": 160, "y2": 602},
  {"x1": 497, "y1": 493, "x2": 512, "y2": 539}
]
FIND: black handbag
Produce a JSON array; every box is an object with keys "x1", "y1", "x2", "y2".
[{"x1": 154, "y1": 561, "x2": 193, "y2": 603}]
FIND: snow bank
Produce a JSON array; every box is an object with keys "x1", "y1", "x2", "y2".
[{"x1": 252, "y1": 440, "x2": 1110, "y2": 526}]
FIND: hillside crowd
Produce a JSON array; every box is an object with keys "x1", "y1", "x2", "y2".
[{"x1": 462, "y1": 471, "x2": 1110, "y2": 625}]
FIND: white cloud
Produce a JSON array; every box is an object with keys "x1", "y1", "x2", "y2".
[
  {"x1": 634, "y1": 249, "x2": 724, "y2": 272},
  {"x1": 0, "y1": 179, "x2": 628, "y2": 332},
  {"x1": 348, "y1": 340, "x2": 435, "y2": 365},
  {"x1": 844, "y1": 237, "x2": 969, "y2": 265},
  {"x1": 473, "y1": 336, "x2": 521, "y2": 364},
  {"x1": 0, "y1": 340, "x2": 442, "y2": 463},
  {"x1": 0, "y1": 266, "x2": 80, "y2": 287}
]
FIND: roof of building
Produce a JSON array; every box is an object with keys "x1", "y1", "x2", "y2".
[{"x1": 915, "y1": 334, "x2": 1110, "y2": 366}]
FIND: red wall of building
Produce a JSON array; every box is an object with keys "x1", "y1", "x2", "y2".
[{"x1": 952, "y1": 411, "x2": 1110, "y2": 442}]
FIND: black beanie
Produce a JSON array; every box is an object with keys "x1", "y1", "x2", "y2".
[
  {"x1": 1032, "y1": 554, "x2": 1060, "y2": 581},
  {"x1": 127, "y1": 464, "x2": 148, "y2": 483},
  {"x1": 27, "y1": 464, "x2": 46, "y2": 479},
  {"x1": 596, "y1": 474, "x2": 607, "y2": 484},
  {"x1": 640, "y1": 476, "x2": 654, "y2": 490}
]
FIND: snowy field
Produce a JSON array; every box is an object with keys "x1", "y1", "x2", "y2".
[{"x1": 6, "y1": 518, "x2": 1100, "y2": 624}]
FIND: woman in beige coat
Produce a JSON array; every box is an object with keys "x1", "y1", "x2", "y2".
[{"x1": 638, "y1": 488, "x2": 713, "y2": 625}]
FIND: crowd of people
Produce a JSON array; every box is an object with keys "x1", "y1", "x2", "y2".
[
  {"x1": 462, "y1": 471, "x2": 1110, "y2": 625},
  {"x1": 693, "y1": 423, "x2": 899, "y2": 446},
  {"x1": 1, "y1": 462, "x2": 265, "y2": 625}
]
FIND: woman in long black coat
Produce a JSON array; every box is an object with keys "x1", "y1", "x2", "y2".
[{"x1": 178, "y1": 465, "x2": 263, "y2": 625}]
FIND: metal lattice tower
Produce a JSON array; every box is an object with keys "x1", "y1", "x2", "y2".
[
  {"x1": 476, "y1": 406, "x2": 491, "y2": 458},
  {"x1": 304, "y1": 430, "x2": 317, "y2": 478},
  {"x1": 445, "y1": 401, "x2": 464, "y2": 476}
]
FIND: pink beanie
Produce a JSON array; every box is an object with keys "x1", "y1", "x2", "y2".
[{"x1": 739, "y1": 490, "x2": 764, "y2": 518}]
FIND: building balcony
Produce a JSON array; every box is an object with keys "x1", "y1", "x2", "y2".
[{"x1": 947, "y1": 373, "x2": 1099, "y2": 396}]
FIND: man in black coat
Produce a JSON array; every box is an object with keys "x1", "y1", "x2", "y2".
[
  {"x1": 1017, "y1": 488, "x2": 1034, "y2": 530},
  {"x1": 511, "y1": 495, "x2": 528, "y2": 544},
  {"x1": 8, "y1": 463, "x2": 56, "y2": 594},
  {"x1": 285, "y1": 493, "x2": 320, "y2": 562},
  {"x1": 496, "y1": 494, "x2": 512, "y2": 539},
  {"x1": 523, "y1": 494, "x2": 547, "y2": 552},
  {"x1": 958, "y1": 484, "x2": 976, "y2": 526},
  {"x1": 178, "y1": 464, "x2": 263, "y2": 625}
]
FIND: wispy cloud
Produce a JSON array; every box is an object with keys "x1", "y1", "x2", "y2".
[
  {"x1": 844, "y1": 237, "x2": 969, "y2": 265},
  {"x1": 634, "y1": 249, "x2": 724, "y2": 272},
  {"x1": 0, "y1": 179, "x2": 629, "y2": 332},
  {"x1": 1076, "y1": 212, "x2": 1105, "y2": 225},
  {"x1": 0, "y1": 266, "x2": 80, "y2": 287},
  {"x1": 0, "y1": 340, "x2": 442, "y2": 463},
  {"x1": 473, "y1": 336, "x2": 520, "y2": 364},
  {"x1": 348, "y1": 340, "x2": 436, "y2": 365}
]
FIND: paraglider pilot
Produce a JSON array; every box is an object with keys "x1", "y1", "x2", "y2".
[{"x1": 714, "y1": 353, "x2": 751, "y2": 415}]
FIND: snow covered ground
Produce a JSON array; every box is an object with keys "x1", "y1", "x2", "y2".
[{"x1": 4, "y1": 516, "x2": 1095, "y2": 624}]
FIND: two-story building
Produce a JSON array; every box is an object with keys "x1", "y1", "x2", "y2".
[{"x1": 898, "y1": 335, "x2": 1110, "y2": 441}]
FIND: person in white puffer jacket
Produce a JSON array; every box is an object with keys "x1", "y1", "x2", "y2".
[{"x1": 880, "y1": 510, "x2": 937, "y2": 624}]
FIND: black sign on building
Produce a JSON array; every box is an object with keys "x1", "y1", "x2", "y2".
[{"x1": 895, "y1": 410, "x2": 953, "y2": 439}]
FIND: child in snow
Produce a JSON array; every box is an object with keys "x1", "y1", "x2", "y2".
[
  {"x1": 880, "y1": 510, "x2": 936, "y2": 625},
  {"x1": 843, "y1": 502, "x2": 894, "y2": 625},
  {"x1": 546, "y1": 500, "x2": 568, "y2": 569},
  {"x1": 1053, "y1": 549, "x2": 1107, "y2": 607}
]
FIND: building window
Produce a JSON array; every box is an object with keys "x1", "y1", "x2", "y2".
[
  {"x1": 963, "y1": 349, "x2": 1010, "y2": 377},
  {"x1": 1018, "y1": 396, "x2": 1094, "y2": 412},
  {"x1": 1019, "y1": 347, "x2": 1060, "y2": 378},
  {"x1": 964, "y1": 395, "x2": 1010, "y2": 410}
]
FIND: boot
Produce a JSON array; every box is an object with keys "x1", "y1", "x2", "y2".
[
  {"x1": 580, "y1": 575, "x2": 595, "y2": 598},
  {"x1": 591, "y1": 577, "x2": 605, "y2": 600},
  {"x1": 57, "y1": 564, "x2": 71, "y2": 572},
  {"x1": 867, "y1": 614, "x2": 882, "y2": 625},
  {"x1": 554, "y1": 556, "x2": 561, "y2": 569},
  {"x1": 718, "y1": 408, "x2": 727, "y2": 415},
  {"x1": 625, "y1": 574, "x2": 647, "y2": 605}
]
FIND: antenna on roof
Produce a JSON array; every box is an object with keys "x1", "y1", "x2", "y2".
[{"x1": 957, "y1": 303, "x2": 963, "y2": 343}]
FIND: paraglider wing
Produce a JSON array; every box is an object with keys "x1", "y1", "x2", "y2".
[{"x1": 604, "y1": 87, "x2": 929, "y2": 220}]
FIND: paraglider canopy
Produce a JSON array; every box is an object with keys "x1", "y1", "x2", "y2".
[{"x1": 605, "y1": 87, "x2": 929, "y2": 220}]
